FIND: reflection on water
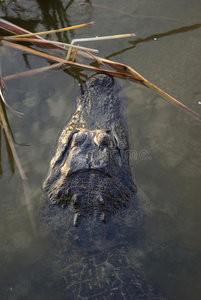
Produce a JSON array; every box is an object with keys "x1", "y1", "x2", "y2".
[{"x1": 0, "y1": 0, "x2": 201, "y2": 299}]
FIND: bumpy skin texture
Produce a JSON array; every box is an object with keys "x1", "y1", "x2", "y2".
[
  {"x1": 43, "y1": 74, "x2": 136, "y2": 220},
  {"x1": 41, "y1": 74, "x2": 166, "y2": 300}
]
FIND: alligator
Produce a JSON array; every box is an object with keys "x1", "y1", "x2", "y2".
[{"x1": 40, "y1": 74, "x2": 166, "y2": 299}]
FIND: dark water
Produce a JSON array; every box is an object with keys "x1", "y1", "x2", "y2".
[{"x1": 0, "y1": 0, "x2": 201, "y2": 299}]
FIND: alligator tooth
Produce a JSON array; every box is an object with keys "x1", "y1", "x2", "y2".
[
  {"x1": 72, "y1": 194, "x2": 78, "y2": 206},
  {"x1": 100, "y1": 212, "x2": 106, "y2": 223},
  {"x1": 72, "y1": 194, "x2": 82, "y2": 209},
  {"x1": 73, "y1": 213, "x2": 79, "y2": 226},
  {"x1": 99, "y1": 196, "x2": 104, "y2": 205}
]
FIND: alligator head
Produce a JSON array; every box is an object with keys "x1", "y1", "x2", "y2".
[{"x1": 43, "y1": 74, "x2": 137, "y2": 221}]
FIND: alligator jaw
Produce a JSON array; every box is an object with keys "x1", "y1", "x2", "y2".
[{"x1": 44, "y1": 168, "x2": 135, "y2": 217}]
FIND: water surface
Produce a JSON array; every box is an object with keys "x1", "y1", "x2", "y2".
[{"x1": 0, "y1": 0, "x2": 201, "y2": 299}]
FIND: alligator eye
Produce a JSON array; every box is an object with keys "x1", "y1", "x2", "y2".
[
  {"x1": 72, "y1": 131, "x2": 87, "y2": 146},
  {"x1": 94, "y1": 132, "x2": 111, "y2": 146}
]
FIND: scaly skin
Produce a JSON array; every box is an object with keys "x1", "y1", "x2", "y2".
[
  {"x1": 40, "y1": 74, "x2": 166, "y2": 299},
  {"x1": 43, "y1": 73, "x2": 136, "y2": 222}
]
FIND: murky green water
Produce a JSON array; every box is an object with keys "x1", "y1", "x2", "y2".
[{"x1": 0, "y1": 0, "x2": 201, "y2": 299}]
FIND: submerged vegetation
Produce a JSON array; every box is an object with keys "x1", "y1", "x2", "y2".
[{"x1": 0, "y1": 17, "x2": 201, "y2": 235}]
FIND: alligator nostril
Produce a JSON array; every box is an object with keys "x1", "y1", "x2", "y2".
[{"x1": 85, "y1": 74, "x2": 114, "y2": 89}]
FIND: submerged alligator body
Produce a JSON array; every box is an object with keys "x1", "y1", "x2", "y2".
[{"x1": 40, "y1": 74, "x2": 165, "y2": 299}]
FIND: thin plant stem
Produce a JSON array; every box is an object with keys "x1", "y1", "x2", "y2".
[
  {"x1": 5, "y1": 22, "x2": 95, "y2": 38},
  {"x1": 1, "y1": 31, "x2": 201, "y2": 122},
  {"x1": 66, "y1": 33, "x2": 135, "y2": 60},
  {"x1": 3, "y1": 63, "x2": 64, "y2": 81},
  {"x1": 0, "y1": 40, "x2": 137, "y2": 80},
  {"x1": 0, "y1": 88, "x2": 23, "y2": 117},
  {"x1": 2, "y1": 37, "x2": 99, "y2": 53},
  {"x1": 0, "y1": 89, "x2": 37, "y2": 237},
  {"x1": 80, "y1": 52, "x2": 201, "y2": 122}
]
